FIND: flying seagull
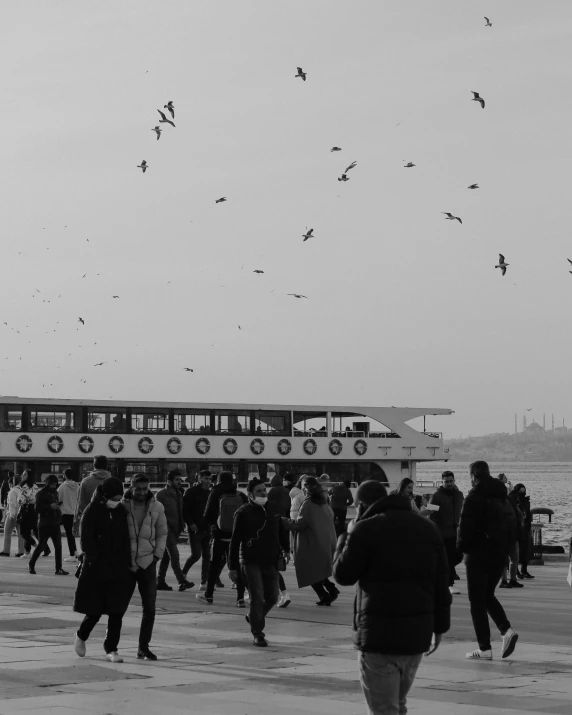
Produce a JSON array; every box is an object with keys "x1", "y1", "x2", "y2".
[
  {"x1": 94, "y1": 362, "x2": 106, "y2": 367},
  {"x1": 468, "y1": 183, "x2": 479, "y2": 189},
  {"x1": 152, "y1": 126, "x2": 162, "y2": 140},
  {"x1": 568, "y1": 258, "x2": 572, "y2": 274},
  {"x1": 484, "y1": 17, "x2": 492, "y2": 27},
  {"x1": 287, "y1": 293, "x2": 308, "y2": 299},
  {"x1": 442, "y1": 212, "x2": 462, "y2": 224},
  {"x1": 495, "y1": 253, "x2": 509, "y2": 276},
  {"x1": 183, "y1": 367, "x2": 194, "y2": 372},
  {"x1": 164, "y1": 101, "x2": 175, "y2": 119},
  {"x1": 137, "y1": 160, "x2": 148, "y2": 173},
  {"x1": 471, "y1": 91, "x2": 485, "y2": 109},
  {"x1": 526, "y1": 408, "x2": 532, "y2": 411},
  {"x1": 344, "y1": 161, "x2": 357, "y2": 172},
  {"x1": 215, "y1": 197, "x2": 227, "y2": 203},
  {"x1": 295, "y1": 67, "x2": 307, "y2": 81},
  {"x1": 78, "y1": 317, "x2": 85, "y2": 325},
  {"x1": 112, "y1": 295, "x2": 119, "y2": 298},
  {"x1": 302, "y1": 228, "x2": 314, "y2": 241},
  {"x1": 253, "y1": 270, "x2": 264, "y2": 274},
  {"x1": 338, "y1": 174, "x2": 350, "y2": 182},
  {"x1": 404, "y1": 162, "x2": 416, "y2": 168},
  {"x1": 157, "y1": 109, "x2": 175, "y2": 127},
  {"x1": 330, "y1": 147, "x2": 342, "y2": 152}
]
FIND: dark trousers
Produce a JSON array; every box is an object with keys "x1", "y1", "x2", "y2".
[
  {"x1": 278, "y1": 572, "x2": 286, "y2": 591},
  {"x1": 206, "y1": 538, "x2": 245, "y2": 599},
  {"x1": 61, "y1": 514, "x2": 77, "y2": 556},
  {"x1": 242, "y1": 563, "x2": 279, "y2": 637},
  {"x1": 19, "y1": 508, "x2": 41, "y2": 553},
  {"x1": 519, "y1": 530, "x2": 531, "y2": 571},
  {"x1": 133, "y1": 562, "x2": 157, "y2": 648},
  {"x1": 311, "y1": 578, "x2": 336, "y2": 601},
  {"x1": 30, "y1": 524, "x2": 62, "y2": 570},
  {"x1": 443, "y1": 537, "x2": 457, "y2": 587},
  {"x1": 183, "y1": 530, "x2": 211, "y2": 583},
  {"x1": 333, "y1": 508, "x2": 347, "y2": 529},
  {"x1": 465, "y1": 555, "x2": 511, "y2": 651},
  {"x1": 158, "y1": 531, "x2": 186, "y2": 585},
  {"x1": 78, "y1": 613, "x2": 123, "y2": 654}
]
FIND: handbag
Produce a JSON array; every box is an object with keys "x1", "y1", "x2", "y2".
[{"x1": 277, "y1": 555, "x2": 287, "y2": 572}]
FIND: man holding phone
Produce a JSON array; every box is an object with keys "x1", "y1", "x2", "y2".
[
  {"x1": 333, "y1": 480, "x2": 451, "y2": 715},
  {"x1": 428, "y1": 471, "x2": 464, "y2": 595}
]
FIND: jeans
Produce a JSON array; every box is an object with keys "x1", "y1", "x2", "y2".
[
  {"x1": 443, "y1": 537, "x2": 457, "y2": 587},
  {"x1": 206, "y1": 538, "x2": 245, "y2": 599},
  {"x1": 29, "y1": 524, "x2": 62, "y2": 570},
  {"x1": 502, "y1": 542, "x2": 519, "y2": 582},
  {"x1": 465, "y1": 554, "x2": 511, "y2": 651},
  {"x1": 158, "y1": 531, "x2": 186, "y2": 585},
  {"x1": 2, "y1": 514, "x2": 25, "y2": 554},
  {"x1": 78, "y1": 613, "x2": 123, "y2": 653},
  {"x1": 61, "y1": 514, "x2": 77, "y2": 556},
  {"x1": 358, "y1": 651, "x2": 423, "y2": 715},
  {"x1": 182, "y1": 530, "x2": 211, "y2": 583},
  {"x1": 133, "y1": 561, "x2": 157, "y2": 648},
  {"x1": 242, "y1": 563, "x2": 279, "y2": 637}
]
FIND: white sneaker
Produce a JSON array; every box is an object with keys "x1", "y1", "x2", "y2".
[
  {"x1": 466, "y1": 649, "x2": 492, "y2": 660},
  {"x1": 19, "y1": 553, "x2": 30, "y2": 559},
  {"x1": 64, "y1": 556, "x2": 77, "y2": 562},
  {"x1": 198, "y1": 583, "x2": 206, "y2": 592},
  {"x1": 278, "y1": 592, "x2": 291, "y2": 608},
  {"x1": 245, "y1": 591, "x2": 250, "y2": 601},
  {"x1": 74, "y1": 632, "x2": 86, "y2": 658},
  {"x1": 106, "y1": 651, "x2": 124, "y2": 663},
  {"x1": 501, "y1": 628, "x2": 518, "y2": 659},
  {"x1": 449, "y1": 586, "x2": 461, "y2": 595}
]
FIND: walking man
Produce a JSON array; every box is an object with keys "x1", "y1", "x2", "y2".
[
  {"x1": 333, "y1": 480, "x2": 451, "y2": 715},
  {"x1": 229, "y1": 478, "x2": 290, "y2": 647},
  {"x1": 182, "y1": 470, "x2": 212, "y2": 589},
  {"x1": 428, "y1": 471, "x2": 464, "y2": 595},
  {"x1": 75, "y1": 455, "x2": 112, "y2": 530},
  {"x1": 123, "y1": 473, "x2": 168, "y2": 660},
  {"x1": 458, "y1": 460, "x2": 519, "y2": 660},
  {"x1": 328, "y1": 479, "x2": 354, "y2": 531},
  {"x1": 0, "y1": 475, "x2": 25, "y2": 556},
  {"x1": 28, "y1": 475, "x2": 69, "y2": 576},
  {"x1": 156, "y1": 469, "x2": 194, "y2": 592},
  {"x1": 58, "y1": 469, "x2": 80, "y2": 562}
]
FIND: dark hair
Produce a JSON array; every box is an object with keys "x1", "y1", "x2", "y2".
[
  {"x1": 131, "y1": 472, "x2": 150, "y2": 485},
  {"x1": 21, "y1": 470, "x2": 36, "y2": 487},
  {"x1": 396, "y1": 477, "x2": 414, "y2": 495},
  {"x1": 355, "y1": 480, "x2": 387, "y2": 507},
  {"x1": 167, "y1": 469, "x2": 183, "y2": 482},
  {"x1": 413, "y1": 494, "x2": 424, "y2": 509},
  {"x1": 63, "y1": 468, "x2": 75, "y2": 480},
  {"x1": 470, "y1": 460, "x2": 491, "y2": 481},
  {"x1": 44, "y1": 474, "x2": 59, "y2": 486},
  {"x1": 295, "y1": 476, "x2": 305, "y2": 490},
  {"x1": 343, "y1": 479, "x2": 352, "y2": 488},
  {"x1": 93, "y1": 455, "x2": 108, "y2": 470},
  {"x1": 198, "y1": 469, "x2": 211, "y2": 479},
  {"x1": 247, "y1": 478, "x2": 265, "y2": 494},
  {"x1": 218, "y1": 470, "x2": 234, "y2": 486},
  {"x1": 303, "y1": 476, "x2": 327, "y2": 505},
  {"x1": 442, "y1": 470, "x2": 454, "y2": 479}
]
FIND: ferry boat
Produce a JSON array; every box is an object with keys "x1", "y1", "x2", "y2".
[{"x1": 0, "y1": 397, "x2": 452, "y2": 487}]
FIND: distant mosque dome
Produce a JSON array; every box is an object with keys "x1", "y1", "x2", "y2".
[{"x1": 525, "y1": 421, "x2": 544, "y2": 431}]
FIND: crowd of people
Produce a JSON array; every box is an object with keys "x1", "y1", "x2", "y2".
[{"x1": 0, "y1": 458, "x2": 538, "y2": 714}]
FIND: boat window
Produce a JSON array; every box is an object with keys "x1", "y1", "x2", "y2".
[
  {"x1": 293, "y1": 411, "x2": 327, "y2": 437},
  {"x1": 0, "y1": 406, "x2": 23, "y2": 430},
  {"x1": 214, "y1": 412, "x2": 250, "y2": 435},
  {"x1": 131, "y1": 410, "x2": 169, "y2": 433},
  {"x1": 29, "y1": 407, "x2": 80, "y2": 432},
  {"x1": 174, "y1": 411, "x2": 210, "y2": 434},
  {"x1": 88, "y1": 409, "x2": 126, "y2": 432},
  {"x1": 254, "y1": 411, "x2": 290, "y2": 435}
]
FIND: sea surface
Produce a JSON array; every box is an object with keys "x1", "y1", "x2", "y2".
[{"x1": 416, "y1": 462, "x2": 572, "y2": 547}]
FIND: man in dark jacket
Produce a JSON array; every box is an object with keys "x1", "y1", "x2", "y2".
[
  {"x1": 429, "y1": 471, "x2": 464, "y2": 594},
  {"x1": 182, "y1": 470, "x2": 212, "y2": 588},
  {"x1": 333, "y1": 480, "x2": 450, "y2": 715},
  {"x1": 510, "y1": 483, "x2": 534, "y2": 580},
  {"x1": 267, "y1": 474, "x2": 291, "y2": 517},
  {"x1": 229, "y1": 478, "x2": 290, "y2": 647},
  {"x1": 457, "y1": 460, "x2": 519, "y2": 661},
  {"x1": 329, "y1": 480, "x2": 354, "y2": 530},
  {"x1": 196, "y1": 471, "x2": 247, "y2": 605},
  {"x1": 156, "y1": 470, "x2": 194, "y2": 592},
  {"x1": 28, "y1": 475, "x2": 68, "y2": 576}
]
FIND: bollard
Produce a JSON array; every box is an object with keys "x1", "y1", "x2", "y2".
[{"x1": 530, "y1": 523, "x2": 544, "y2": 565}]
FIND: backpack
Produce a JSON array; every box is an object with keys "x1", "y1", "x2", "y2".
[
  {"x1": 482, "y1": 496, "x2": 518, "y2": 553},
  {"x1": 217, "y1": 493, "x2": 244, "y2": 532}
]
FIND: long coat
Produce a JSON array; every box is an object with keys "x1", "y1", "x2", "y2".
[
  {"x1": 289, "y1": 498, "x2": 337, "y2": 588},
  {"x1": 73, "y1": 493, "x2": 134, "y2": 616}
]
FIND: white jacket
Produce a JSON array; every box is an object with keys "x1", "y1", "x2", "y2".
[
  {"x1": 7, "y1": 486, "x2": 21, "y2": 518},
  {"x1": 289, "y1": 487, "x2": 305, "y2": 519}
]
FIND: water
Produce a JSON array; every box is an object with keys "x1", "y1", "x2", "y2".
[{"x1": 416, "y1": 462, "x2": 572, "y2": 547}]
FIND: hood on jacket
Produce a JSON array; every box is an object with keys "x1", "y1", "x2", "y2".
[
  {"x1": 61, "y1": 480, "x2": 80, "y2": 491},
  {"x1": 269, "y1": 474, "x2": 282, "y2": 488},
  {"x1": 474, "y1": 477, "x2": 508, "y2": 499},
  {"x1": 123, "y1": 488, "x2": 155, "y2": 504},
  {"x1": 511, "y1": 483, "x2": 526, "y2": 495},
  {"x1": 360, "y1": 493, "x2": 412, "y2": 520},
  {"x1": 437, "y1": 484, "x2": 460, "y2": 495},
  {"x1": 89, "y1": 469, "x2": 112, "y2": 482}
]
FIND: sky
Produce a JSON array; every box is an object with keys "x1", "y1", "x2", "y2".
[{"x1": 2, "y1": 1, "x2": 572, "y2": 440}]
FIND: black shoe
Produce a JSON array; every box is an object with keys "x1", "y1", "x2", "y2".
[
  {"x1": 178, "y1": 580, "x2": 195, "y2": 592},
  {"x1": 509, "y1": 579, "x2": 524, "y2": 588},
  {"x1": 326, "y1": 585, "x2": 340, "y2": 603},
  {"x1": 522, "y1": 572, "x2": 535, "y2": 580},
  {"x1": 0, "y1": 552, "x2": 10, "y2": 557},
  {"x1": 14, "y1": 553, "x2": 24, "y2": 558},
  {"x1": 253, "y1": 636, "x2": 268, "y2": 647},
  {"x1": 215, "y1": 578, "x2": 224, "y2": 588},
  {"x1": 316, "y1": 599, "x2": 332, "y2": 607},
  {"x1": 516, "y1": 570, "x2": 524, "y2": 580},
  {"x1": 245, "y1": 614, "x2": 251, "y2": 624},
  {"x1": 28, "y1": 565, "x2": 36, "y2": 574},
  {"x1": 499, "y1": 580, "x2": 511, "y2": 588},
  {"x1": 42, "y1": 548, "x2": 51, "y2": 557},
  {"x1": 157, "y1": 582, "x2": 173, "y2": 591},
  {"x1": 55, "y1": 568, "x2": 69, "y2": 576},
  {"x1": 137, "y1": 646, "x2": 158, "y2": 661}
]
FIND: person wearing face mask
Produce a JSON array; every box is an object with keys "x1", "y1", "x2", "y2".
[
  {"x1": 28, "y1": 475, "x2": 68, "y2": 576},
  {"x1": 73, "y1": 477, "x2": 134, "y2": 663},
  {"x1": 510, "y1": 483, "x2": 534, "y2": 580},
  {"x1": 229, "y1": 478, "x2": 290, "y2": 647}
]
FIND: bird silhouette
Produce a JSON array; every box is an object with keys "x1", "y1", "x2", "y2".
[
  {"x1": 495, "y1": 254, "x2": 509, "y2": 276},
  {"x1": 215, "y1": 197, "x2": 227, "y2": 203},
  {"x1": 442, "y1": 212, "x2": 462, "y2": 224},
  {"x1": 164, "y1": 101, "x2": 175, "y2": 119},
  {"x1": 302, "y1": 228, "x2": 314, "y2": 241},
  {"x1": 468, "y1": 183, "x2": 479, "y2": 189},
  {"x1": 183, "y1": 368, "x2": 194, "y2": 372},
  {"x1": 295, "y1": 67, "x2": 307, "y2": 81},
  {"x1": 338, "y1": 174, "x2": 349, "y2": 182},
  {"x1": 137, "y1": 160, "x2": 148, "y2": 173},
  {"x1": 152, "y1": 126, "x2": 162, "y2": 140},
  {"x1": 568, "y1": 258, "x2": 572, "y2": 274},
  {"x1": 78, "y1": 318, "x2": 85, "y2": 325},
  {"x1": 94, "y1": 362, "x2": 106, "y2": 367},
  {"x1": 113, "y1": 296, "x2": 119, "y2": 299},
  {"x1": 287, "y1": 293, "x2": 308, "y2": 299},
  {"x1": 330, "y1": 147, "x2": 342, "y2": 152},
  {"x1": 253, "y1": 270, "x2": 264, "y2": 274},
  {"x1": 484, "y1": 17, "x2": 492, "y2": 27},
  {"x1": 157, "y1": 109, "x2": 175, "y2": 127},
  {"x1": 471, "y1": 91, "x2": 485, "y2": 109},
  {"x1": 344, "y1": 161, "x2": 357, "y2": 173},
  {"x1": 404, "y1": 162, "x2": 416, "y2": 168}
]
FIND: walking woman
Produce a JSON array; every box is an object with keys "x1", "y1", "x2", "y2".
[
  {"x1": 73, "y1": 477, "x2": 134, "y2": 662},
  {"x1": 511, "y1": 483, "x2": 534, "y2": 580},
  {"x1": 17, "y1": 471, "x2": 48, "y2": 558},
  {"x1": 28, "y1": 474, "x2": 68, "y2": 575},
  {"x1": 287, "y1": 476, "x2": 339, "y2": 606}
]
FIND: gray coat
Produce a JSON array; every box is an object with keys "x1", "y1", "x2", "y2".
[{"x1": 289, "y1": 498, "x2": 337, "y2": 588}]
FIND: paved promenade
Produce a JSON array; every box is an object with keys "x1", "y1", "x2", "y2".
[{"x1": 0, "y1": 547, "x2": 571, "y2": 714}]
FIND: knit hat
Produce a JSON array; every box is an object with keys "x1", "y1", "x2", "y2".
[{"x1": 101, "y1": 477, "x2": 124, "y2": 500}]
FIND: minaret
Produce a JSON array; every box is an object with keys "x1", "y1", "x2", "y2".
[
  {"x1": 523, "y1": 414, "x2": 527, "y2": 431},
  {"x1": 552, "y1": 414, "x2": 555, "y2": 432},
  {"x1": 514, "y1": 413, "x2": 517, "y2": 434},
  {"x1": 543, "y1": 413, "x2": 546, "y2": 431}
]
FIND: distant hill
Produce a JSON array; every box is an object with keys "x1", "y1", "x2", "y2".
[{"x1": 445, "y1": 425, "x2": 572, "y2": 462}]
